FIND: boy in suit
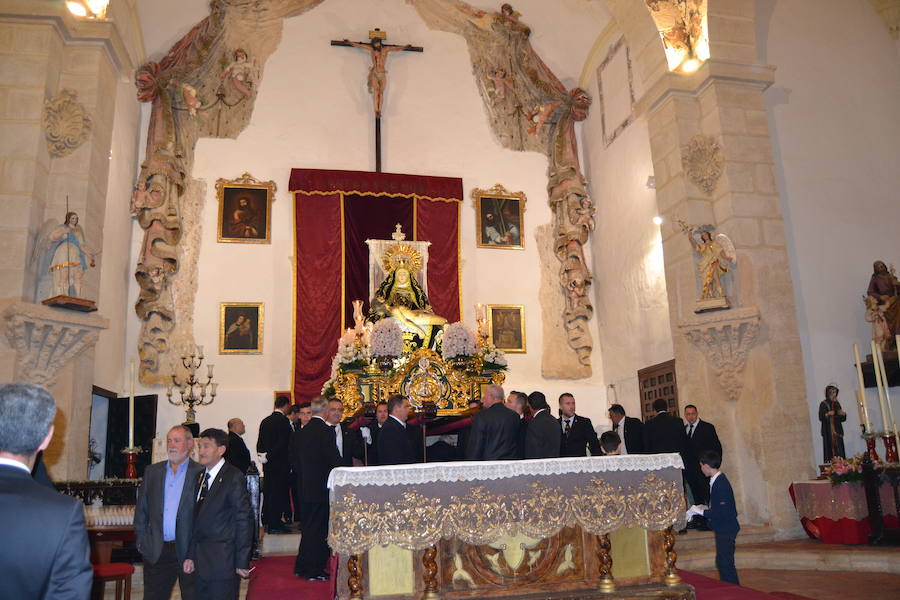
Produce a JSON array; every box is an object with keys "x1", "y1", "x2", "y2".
[
  {"x1": 691, "y1": 450, "x2": 740, "y2": 586},
  {"x1": 183, "y1": 428, "x2": 253, "y2": 600}
]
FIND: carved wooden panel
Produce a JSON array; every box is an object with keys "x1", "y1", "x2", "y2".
[{"x1": 638, "y1": 359, "x2": 678, "y2": 421}]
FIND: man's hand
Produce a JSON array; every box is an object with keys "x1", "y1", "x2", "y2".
[
  {"x1": 183, "y1": 559, "x2": 195, "y2": 574},
  {"x1": 237, "y1": 568, "x2": 251, "y2": 578}
]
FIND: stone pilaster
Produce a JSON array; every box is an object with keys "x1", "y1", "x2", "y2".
[{"x1": 645, "y1": 60, "x2": 815, "y2": 536}]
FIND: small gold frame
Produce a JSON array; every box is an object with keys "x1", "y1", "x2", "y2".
[
  {"x1": 219, "y1": 302, "x2": 264, "y2": 354},
  {"x1": 487, "y1": 304, "x2": 526, "y2": 353},
  {"x1": 216, "y1": 172, "x2": 276, "y2": 244},
  {"x1": 473, "y1": 183, "x2": 526, "y2": 250},
  {"x1": 273, "y1": 390, "x2": 293, "y2": 404}
]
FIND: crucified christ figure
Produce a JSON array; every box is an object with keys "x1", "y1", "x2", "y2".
[{"x1": 333, "y1": 33, "x2": 423, "y2": 117}]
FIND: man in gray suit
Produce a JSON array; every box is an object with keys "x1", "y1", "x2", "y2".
[{"x1": 134, "y1": 425, "x2": 203, "y2": 600}]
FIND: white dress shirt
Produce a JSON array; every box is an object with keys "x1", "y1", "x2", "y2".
[
  {"x1": 197, "y1": 457, "x2": 226, "y2": 499},
  {"x1": 0, "y1": 457, "x2": 30, "y2": 473}
]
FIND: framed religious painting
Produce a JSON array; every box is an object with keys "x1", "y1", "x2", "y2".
[
  {"x1": 216, "y1": 172, "x2": 276, "y2": 244},
  {"x1": 487, "y1": 304, "x2": 526, "y2": 353},
  {"x1": 473, "y1": 184, "x2": 526, "y2": 250},
  {"x1": 273, "y1": 390, "x2": 293, "y2": 404},
  {"x1": 219, "y1": 302, "x2": 264, "y2": 354}
]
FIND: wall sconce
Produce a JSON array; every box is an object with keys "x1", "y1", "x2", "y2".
[{"x1": 66, "y1": 0, "x2": 109, "y2": 19}]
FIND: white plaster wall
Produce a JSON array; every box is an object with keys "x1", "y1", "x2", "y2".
[
  {"x1": 126, "y1": 0, "x2": 615, "y2": 445},
  {"x1": 760, "y1": 0, "x2": 900, "y2": 463},
  {"x1": 93, "y1": 79, "x2": 141, "y2": 391},
  {"x1": 582, "y1": 110, "x2": 673, "y2": 422}
]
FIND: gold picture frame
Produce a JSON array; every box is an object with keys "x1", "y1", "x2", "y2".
[
  {"x1": 216, "y1": 172, "x2": 276, "y2": 244},
  {"x1": 473, "y1": 183, "x2": 526, "y2": 250},
  {"x1": 273, "y1": 390, "x2": 293, "y2": 404},
  {"x1": 487, "y1": 304, "x2": 526, "y2": 353},
  {"x1": 219, "y1": 302, "x2": 264, "y2": 354}
]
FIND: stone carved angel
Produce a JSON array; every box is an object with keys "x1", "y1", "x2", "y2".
[{"x1": 679, "y1": 220, "x2": 735, "y2": 311}]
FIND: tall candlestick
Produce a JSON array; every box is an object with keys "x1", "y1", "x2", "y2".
[
  {"x1": 853, "y1": 344, "x2": 872, "y2": 433},
  {"x1": 872, "y1": 340, "x2": 890, "y2": 433},
  {"x1": 128, "y1": 359, "x2": 136, "y2": 449},
  {"x1": 875, "y1": 344, "x2": 900, "y2": 451}
]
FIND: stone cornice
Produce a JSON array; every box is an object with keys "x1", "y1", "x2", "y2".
[
  {"x1": 0, "y1": 1, "x2": 141, "y2": 75},
  {"x1": 636, "y1": 59, "x2": 776, "y2": 116},
  {"x1": 3, "y1": 301, "x2": 109, "y2": 386}
]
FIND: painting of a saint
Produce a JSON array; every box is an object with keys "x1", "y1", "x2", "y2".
[
  {"x1": 220, "y1": 303, "x2": 263, "y2": 354},
  {"x1": 488, "y1": 305, "x2": 526, "y2": 353},
  {"x1": 216, "y1": 173, "x2": 275, "y2": 243},
  {"x1": 474, "y1": 184, "x2": 526, "y2": 250}
]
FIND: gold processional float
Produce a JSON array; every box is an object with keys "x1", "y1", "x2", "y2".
[{"x1": 322, "y1": 226, "x2": 507, "y2": 420}]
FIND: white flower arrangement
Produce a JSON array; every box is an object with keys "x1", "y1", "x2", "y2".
[
  {"x1": 441, "y1": 321, "x2": 476, "y2": 360},
  {"x1": 335, "y1": 333, "x2": 370, "y2": 368},
  {"x1": 370, "y1": 318, "x2": 403, "y2": 357},
  {"x1": 479, "y1": 343, "x2": 508, "y2": 369}
]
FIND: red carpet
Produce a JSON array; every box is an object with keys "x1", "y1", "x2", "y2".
[
  {"x1": 247, "y1": 554, "x2": 337, "y2": 600},
  {"x1": 247, "y1": 559, "x2": 808, "y2": 600}
]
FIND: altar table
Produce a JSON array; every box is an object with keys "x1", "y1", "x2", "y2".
[
  {"x1": 327, "y1": 454, "x2": 693, "y2": 599},
  {"x1": 789, "y1": 480, "x2": 898, "y2": 544}
]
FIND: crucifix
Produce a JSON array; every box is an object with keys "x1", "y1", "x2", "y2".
[{"x1": 331, "y1": 28, "x2": 423, "y2": 172}]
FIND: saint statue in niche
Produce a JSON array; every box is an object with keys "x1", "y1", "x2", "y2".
[
  {"x1": 367, "y1": 242, "x2": 446, "y2": 349},
  {"x1": 818, "y1": 384, "x2": 846, "y2": 463},
  {"x1": 32, "y1": 211, "x2": 96, "y2": 301},
  {"x1": 865, "y1": 260, "x2": 900, "y2": 351},
  {"x1": 679, "y1": 220, "x2": 735, "y2": 312}
]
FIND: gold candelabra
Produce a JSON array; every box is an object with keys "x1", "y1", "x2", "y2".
[{"x1": 166, "y1": 345, "x2": 217, "y2": 423}]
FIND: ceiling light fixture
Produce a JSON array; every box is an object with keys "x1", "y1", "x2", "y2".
[{"x1": 66, "y1": 0, "x2": 109, "y2": 19}]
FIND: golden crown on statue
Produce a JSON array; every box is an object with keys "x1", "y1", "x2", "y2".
[{"x1": 381, "y1": 243, "x2": 422, "y2": 274}]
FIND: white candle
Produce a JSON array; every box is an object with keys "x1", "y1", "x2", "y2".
[
  {"x1": 128, "y1": 359, "x2": 135, "y2": 449},
  {"x1": 197, "y1": 345, "x2": 204, "y2": 358},
  {"x1": 475, "y1": 303, "x2": 485, "y2": 321},
  {"x1": 853, "y1": 344, "x2": 872, "y2": 433},
  {"x1": 872, "y1": 340, "x2": 890, "y2": 433},
  {"x1": 875, "y1": 344, "x2": 899, "y2": 448}
]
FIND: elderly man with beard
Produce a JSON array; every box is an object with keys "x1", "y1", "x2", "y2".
[{"x1": 134, "y1": 425, "x2": 203, "y2": 600}]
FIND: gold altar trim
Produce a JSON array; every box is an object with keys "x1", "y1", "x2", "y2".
[
  {"x1": 291, "y1": 189, "x2": 462, "y2": 203},
  {"x1": 328, "y1": 472, "x2": 684, "y2": 555}
]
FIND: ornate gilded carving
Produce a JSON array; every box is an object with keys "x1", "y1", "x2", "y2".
[
  {"x1": 347, "y1": 554, "x2": 363, "y2": 600},
  {"x1": 422, "y1": 545, "x2": 440, "y2": 600},
  {"x1": 3, "y1": 301, "x2": 108, "y2": 386},
  {"x1": 42, "y1": 89, "x2": 92, "y2": 158},
  {"x1": 681, "y1": 134, "x2": 724, "y2": 195},
  {"x1": 410, "y1": 1, "x2": 595, "y2": 372},
  {"x1": 596, "y1": 534, "x2": 614, "y2": 593},
  {"x1": 680, "y1": 306, "x2": 761, "y2": 401},
  {"x1": 663, "y1": 526, "x2": 681, "y2": 586},
  {"x1": 328, "y1": 472, "x2": 685, "y2": 555}
]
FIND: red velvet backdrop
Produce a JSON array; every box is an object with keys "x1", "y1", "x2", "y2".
[{"x1": 290, "y1": 169, "x2": 462, "y2": 402}]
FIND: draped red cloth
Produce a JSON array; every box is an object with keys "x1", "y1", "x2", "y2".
[{"x1": 290, "y1": 169, "x2": 462, "y2": 402}]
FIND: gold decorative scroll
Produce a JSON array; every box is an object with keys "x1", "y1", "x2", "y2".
[{"x1": 329, "y1": 471, "x2": 684, "y2": 555}]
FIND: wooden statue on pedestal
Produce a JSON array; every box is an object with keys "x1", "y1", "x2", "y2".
[{"x1": 32, "y1": 210, "x2": 97, "y2": 311}]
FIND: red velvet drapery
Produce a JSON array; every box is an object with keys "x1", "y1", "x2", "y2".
[{"x1": 290, "y1": 169, "x2": 462, "y2": 402}]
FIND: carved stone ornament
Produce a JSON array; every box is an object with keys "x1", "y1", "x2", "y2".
[
  {"x1": 3, "y1": 301, "x2": 108, "y2": 386},
  {"x1": 679, "y1": 306, "x2": 760, "y2": 401},
  {"x1": 42, "y1": 89, "x2": 93, "y2": 158},
  {"x1": 868, "y1": 0, "x2": 900, "y2": 39},
  {"x1": 681, "y1": 134, "x2": 723, "y2": 195}
]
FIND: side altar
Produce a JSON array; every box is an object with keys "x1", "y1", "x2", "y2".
[
  {"x1": 324, "y1": 226, "x2": 507, "y2": 419},
  {"x1": 327, "y1": 455, "x2": 693, "y2": 600}
]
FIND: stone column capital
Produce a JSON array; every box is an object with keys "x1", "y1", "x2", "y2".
[
  {"x1": 679, "y1": 306, "x2": 761, "y2": 401},
  {"x1": 3, "y1": 301, "x2": 109, "y2": 387}
]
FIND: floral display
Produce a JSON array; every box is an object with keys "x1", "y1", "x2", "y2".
[
  {"x1": 334, "y1": 330, "x2": 370, "y2": 371},
  {"x1": 441, "y1": 321, "x2": 476, "y2": 360},
  {"x1": 479, "y1": 343, "x2": 508, "y2": 371},
  {"x1": 822, "y1": 453, "x2": 881, "y2": 485},
  {"x1": 370, "y1": 318, "x2": 403, "y2": 357}
]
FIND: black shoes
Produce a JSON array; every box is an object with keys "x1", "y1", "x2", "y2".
[
  {"x1": 266, "y1": 525, "x2": 290, "y2": 535},
  {"x1": 294, "y1": 572, "x2": 329, "y2": 581}
]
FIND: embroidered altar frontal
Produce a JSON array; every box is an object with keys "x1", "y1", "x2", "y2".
[
  {"x1": 289, "y1": 169, "x2": 462, "y2": 402},
  {"x1": 327, "y1": 455, "x2": 692, "y2": 600}
]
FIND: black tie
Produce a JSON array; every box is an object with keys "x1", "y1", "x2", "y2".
[
  {"x1": 195, "y1": 472, "x2": 210, "y2": 514},
  {"x1": 613, "y1": 423, "x2": 619, "y2": 433},
  {"x1": 564, "y1": 419, "x2": 572, "y2": 436},
  {"x1": 688, "y1": 424, "x2": 694, "y2": 438}
]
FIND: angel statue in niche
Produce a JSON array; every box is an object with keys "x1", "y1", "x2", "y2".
[
  {"x1": 679, "y1": 220, "x2": 736, "y2": 312},
  {"x1": 32, "y1": 211, "x2": 97, "y2": 303}
]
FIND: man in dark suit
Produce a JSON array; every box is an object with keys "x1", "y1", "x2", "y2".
[
  {"x1": 524, "y1": 392, "x2": 561, "y2": 459},
  {"x1": 697, "y1": 450, "x2": 740, "y2": 585},
  {"x1": 505, "y1": 390, "x2": 529, "y2": 459},
  {"x1": 291, "y1": 396, "x2": 342, "y2": 580},
  {"x1": 135, "y1": 424, "x2": 203, "y2": 600},
  {"x1": 608, "y1": 404, "x2": 644, "y2": 454},
  {"x1": 362, "y1": 401, "x2": 388, "y2": 465},
  {"x1": 643, "y1": 398, "x2": 688, "y2": 456},
  {"x1": 466, "y1": 385, "x2": 520, "y2": 460},
  {"x1": 684, "y1": 404, "x2": 723, "y2": 505},
  {"x1": 0, "y1": 382, "x2": 92, "y2": 600},
  {"x1": 223, "y1": 418, "x2": 251, "y2": 475},
  {"x1": 183, "y1": 428, "x2": 253, "y2": 600},
  {"x1": 257, "y1": 396, "x2": 293, "y2": 533},
  {"x1": 326, "y1": 398, "x2": 364, "y2": 467},
  {"x1": 558, "y1": 393, "x2": 601, "y2": 457},
  {"x1": 377, "y1": 395, "x2": 417, "y2": 465}
]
